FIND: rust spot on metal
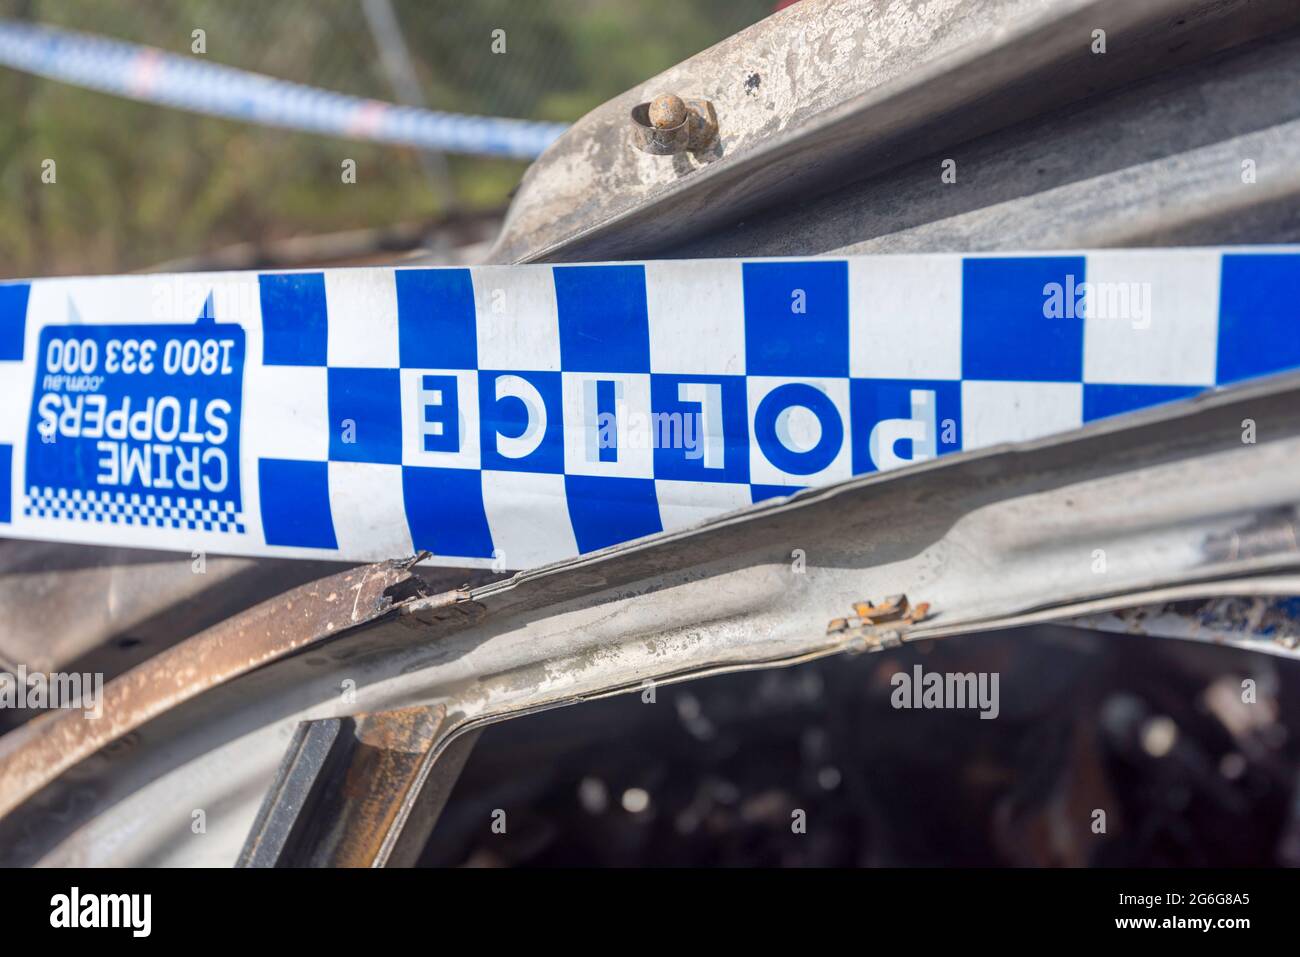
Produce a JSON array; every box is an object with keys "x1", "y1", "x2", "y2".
[
  {"x1": 828, "y1": 593, "x2": 934, "y2": 649},
  {"x1": 0, "y1": 557, "x2": 428, "y2": 823},
  {"x1": 851, "y1": 594, "x2": 909, "y2": 623},
  {"x1": 237, "y1": 704, "x2": 456, "y2": 868},
  {"x1": 329, "y1": 704, "x2": 447, "y2": 867}
]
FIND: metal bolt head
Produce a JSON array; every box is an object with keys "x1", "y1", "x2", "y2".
[{"x1": 648, "y1": 93, "x2": 688, "y2": 130}]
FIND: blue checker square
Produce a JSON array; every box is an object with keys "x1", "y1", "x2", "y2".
[
  {"x1": 397, "y1": 268, "x2": 477, "y2": 369},
  {"x1": 328, "y1": 367, "x2": 402, "y2": 464},
  {"x1": 0, "y1": 282, "x2": 30, "y2": 362},
  {"x1": 1083, "y1": 383, "x2": 1203, "y2": 423},
  {"x1": 0, "y1": 443, "x2": 11, "y2": 523},
  {"x1": 553, "y1": 265, "x2": 651, "y2": 373},
  {"x1": 650, "y1": 374, "x2": 749, "y2": 484},
  {"x1": 258, "y1": 458, "x2": 337, "y2": 549},
  {"x1": 850, "y1": 378, "x2": 962, "y2": 475},
  {"x1": 478, "y1": 370, "x2": 563, "y2": 473},
  {"x1": 1218, "y1": 254, "x2": 1300, "y2": 385},
  {"x1": 743, "y1": 261, "x2": 848, "y2": 377},
  {"x1": 962, "y1": 257, "x2": 1085, "y2": 382},
  {"x1": 402, "y1": 466, "x2": 494, "y2": 559},
  {"x1": 564, "y1": 475, "x2": 662, "y2": 554},
  {"x1": 259, "y1": 273, "x2": 327, "y2": 366}
]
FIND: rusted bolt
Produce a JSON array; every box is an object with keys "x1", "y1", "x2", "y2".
[
  {"x1": 648, "y1": 93, "x2": 688, "y2": 129},
  {"x1": 630, "y1": 92, "x2": 718, "y2": 155}
]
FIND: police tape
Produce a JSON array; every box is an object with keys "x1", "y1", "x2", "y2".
[
  {"x1": 0, "y1": 20, "x2": 565, "y2": 160},
  {"x1": 0, "y1": 249, "x2": 1296, "y2": 569}
]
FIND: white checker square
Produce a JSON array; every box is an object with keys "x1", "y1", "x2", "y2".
[
  {"x1": 746, "y1": 376, "x2": 853, "y2": 487},
  {"x1": 243, "y1": 365, "x2": 329, "y2": 460},
  {"x1": 1082, "y1": 249, "x2": 1219, "y2": 385},
  {"x1": 849, "y1": 255, "x2": 962, "y2": 380},
  {"x1": 561, "y1": 371, "x2": 653, "y2": 479},
  {"x1": 645, "y1": 259, "x2": 746, "y2": 375},
  {"x1": 26, "y1": 276, "x2": 155, "y2": 328},
  {"x1": 327, "y1": 461, "x2": 413, "y2": 560},
  {"x1": 472, "y1": 264, "x2": 562, "y2": 371},
  {"x1": 655, "y1": 479, "x2": 752, "y2": 533},
  {"x1": 325, "y1": 268, "x2": 400, "y2": 368},
  {"x1": 481, "y1": 470, "x2": 578, "y2": 569},
  {"x1": 961, "y1": 380, "x2": 1082, "y2": 449},
  {"x1": 400, "y1": 368, "x2": 480, "y2": 469}
]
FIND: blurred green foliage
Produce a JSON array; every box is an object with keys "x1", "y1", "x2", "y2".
[{"x1": 0, "y1": 0, "x2": 771, "y2": 277}]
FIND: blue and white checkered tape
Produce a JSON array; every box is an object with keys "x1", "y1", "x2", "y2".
[
  {"x1": 0, "y1": 21, "x2": 565, "y2": 160},
  {"x1": 0, "y1": 249, "x2": 1297, "y2": 569}
]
